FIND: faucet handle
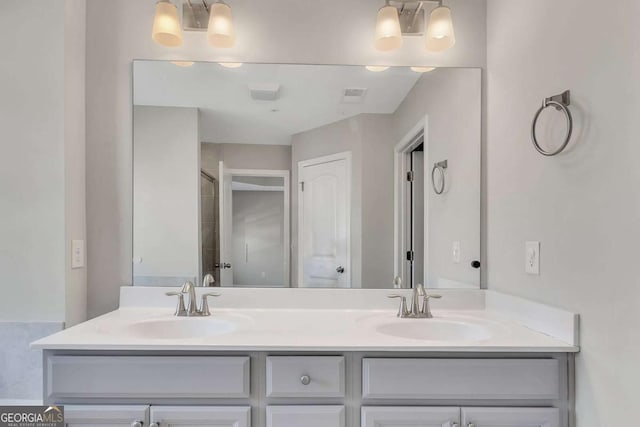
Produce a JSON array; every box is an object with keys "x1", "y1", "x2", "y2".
[
  {"x1": 388, "y1": 294, "x2": 409, "y2": 318},
  {"x1": 165, "y1": 292, "x2": 187, "y2": 316},
  {"x1": 200, "y1": 292, "x2": 221, "y2": 316},
  {"x1": 420, "y1": 293, "x2": 442, "y2": 318}
]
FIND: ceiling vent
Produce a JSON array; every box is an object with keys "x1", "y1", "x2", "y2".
[
  {"x1": 342, "y1": 87, "x2": 368, "y2": 104},
  {"x1": 249, "y1": 83, "x2": 281, "y2": 101}
]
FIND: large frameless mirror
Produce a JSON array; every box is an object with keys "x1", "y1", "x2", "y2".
[{"x1": 132, "y1": 61, "x2": 481, "y2": 289}]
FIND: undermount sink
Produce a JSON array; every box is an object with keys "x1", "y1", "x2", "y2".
[
  {"x1": 375, "y1": 319, "x2": 492, "y2": 342},
  {"x1": 123, "y1": 317, "x2": 237, "y2": 339}
]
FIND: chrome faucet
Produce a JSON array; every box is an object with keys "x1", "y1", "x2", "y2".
[
  {"x1": 388, "y1": 284, "x2": 441, "y2": 318},
  {"x1": 165, "y1": 281, "x2": 220, "y2": 316}
]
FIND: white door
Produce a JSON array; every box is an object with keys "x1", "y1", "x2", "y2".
[
  {"x1": 64, "y1": 405, "x2": 149, "y2": 427},
  {"x1": 461, "y1": 408, "x2": 560, "y2": 427},
  {"x1": 218, "y1": 161, "x2": 233, "y2": 286},
  {"x1": 361, "y1": 407, "x2": 460, "y2": 427},
  {"x1": 267, "y1": 406, "x2": 344, "y2": 427},
  {"x1": 150, "y1": 406, "x2": 250, "y2": 427},
  {"x1": 298, "y1": 153, "x2": 351, "y2": 288}
]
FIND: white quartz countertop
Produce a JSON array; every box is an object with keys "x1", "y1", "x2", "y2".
[{"x1": 31, "y1": 306, "x2": 579, "y2": 353}]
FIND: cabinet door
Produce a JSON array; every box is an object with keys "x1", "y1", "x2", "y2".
[
  {"x1": 64, "y1": 405, "x2": 149, "y2": 427},
  {"x1": 267, "y1": 406, "x2": 344, "y2": 427},
  {"x1": 361, "y1": 407, "x2": 460, "y2": 427},
  {"x1": 149, "y1": 406, "x2": 250, "y2": 427},
  {"x1": 461, "y1": 408, "x2": 560, "y2": 427}
]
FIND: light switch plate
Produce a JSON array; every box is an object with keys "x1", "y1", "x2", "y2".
[
  {"x1": 452, "y1": 241, "x2": 461, "y2": 264},
  {"x1": 71, "y1": 239, "x2": 84, "y2": 269},
  {"x1": 525, "y1": 241, "x2": 540, "y2": 275}
]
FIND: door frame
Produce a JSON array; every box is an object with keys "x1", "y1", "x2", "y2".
[
  {"x1": 219, "y1": 163, "x2": 291, "y2": 287},
  {"x1": 393, "y1": 116, "x2": 429, "y2": 288},
  {"x1": 297, "y1": 151, "x2": 352, "y2": 288}
]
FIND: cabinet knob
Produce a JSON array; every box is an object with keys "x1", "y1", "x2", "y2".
[
  {"x1": 300, "y1": 375, "x2": 311, "y2": 385},
  {"x1": 131, "y1": 422, "x2": 143, "y2": 427},
  {"x1": 452, "y1": 424, "x2": 459, "y2": 427},
  {"x1": 468, "y1": 424, "x2": 476, "y2": 427},
  {"x1": 149, "y1": 423, "x2": 159, "y2": 427}
]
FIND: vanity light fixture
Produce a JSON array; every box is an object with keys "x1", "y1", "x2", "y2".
[
  {"x1": 219, "y1": 62, "x2": 243, "y2": 68},
  {"x1": 152, "y1": 0, "x2": 238, "y2": 49},
  {"x1": 365, "y1": 65, "x2": 390, "y2": 72},
  {"x1": 410, "y1": 66, "x2": 435, "y2": 73},
  {"x1": 152, "y1": 0, "x2": 183, "y2": 48},
  {"x1": 374, "y1": 2, "x2": 403, "y2": 51},
  {"x1": 373, "y1": 0, "x2": 455, "y2": 53},
  {"x1": 424, "y1": 2, "x2": 455, "y2": 52},
  {"x1": 207, "y1": 1, "x2": 236, "y2": 48}
]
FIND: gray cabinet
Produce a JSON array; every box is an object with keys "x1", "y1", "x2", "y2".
[
  {"x1": 461, "y1": 407, "x2": 560, "y2": 427},
  {"x1": 64, "y1": 405, "x2": 149, "y2": 427},
  {"x1": 361, "y1": 407, "x2": 460, "y2": 427},
  {"x1": 266, "y1": 406, "x2": 345, "y2": 427},
  {"x1": 149, "y1": 406, "x2": 251, "y2": 427},
  {"x1": 44, "y1": 352, "x2": 572, "y2": 427}
]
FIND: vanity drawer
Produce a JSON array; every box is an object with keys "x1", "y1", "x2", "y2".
[
  {"x1": 362, "y1": 358, "x2": 560, "y2": 400},
  {"x1": 46, "y1": 356, "x2": 250, "y2": 400},
  {"x1": 266, "y1": 356, "x2": 345, "y2": 398}
]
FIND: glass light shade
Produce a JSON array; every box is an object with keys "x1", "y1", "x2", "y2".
[
  {"x1": 410, "y1": 66, "x2": 436, "y2": 73},
  {"x1": 208, "y1": 2, "x2": 236, "y2": 48},
  {"x1": 365, "y1": 65, "x2": 389, "y2": 72},
  {"x1": 219, "y1": 62, "x2": 243, "y2": 68},
  {"x1": 374, "y1": 5, "x2": 403, "y2": 52},
  {"x1": 425, "y1": 6, "x2": 455, "y2": 52},
  {"x1": 152, "y1": 0, "x2": 183, "y2": 48}
]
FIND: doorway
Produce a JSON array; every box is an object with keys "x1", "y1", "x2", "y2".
[
  {"x1": 218, "y1": 162, "x2": 290, "y2": 287},
  {"x1": 394, "y1": 118, "x2": 429, "y2": 289}
]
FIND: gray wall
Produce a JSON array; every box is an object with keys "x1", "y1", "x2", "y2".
[
  {"x1": 201, "y1": 143, "x2": 291, "y2": 179},
  {"x1": 393, "y1": 68, "x2": 482, "y2": 288},
  {"x1": 85, "y1": 0, "x2": 487, "y2": 317},
  {"x1": 292, "y1": 69, "x2": 481, "y2": 289},
  {"x1": 0, "y1": 0, "x2": 86, "y2": 400},
  {"x1": 133, "y1": 106, "x2": 200, "y2": 285},
  {"x1": 486, "y1": 0, "x2": 639, "y2": 425}
]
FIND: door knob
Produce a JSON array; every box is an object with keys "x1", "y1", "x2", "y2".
[
  {"x1": 336, "y1": 266, "x2": 345, "y2": 274},
  {"x1": 215, "y1": 262, "x2": 232, "y2": 269}
]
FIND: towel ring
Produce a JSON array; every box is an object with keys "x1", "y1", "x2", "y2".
[
  {"x1": 431, "y1": 160, "x2": 448, "y2": 195},
  {"x1": 531, "y1": 90, "x2": 573, "y2": 156}
]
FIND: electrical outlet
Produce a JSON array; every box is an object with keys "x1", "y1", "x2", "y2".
[
  {"x1": 525, "y1": 241, "x2": 540, "y2": 275},
  {"x1": 71, "y1": 240, "x2": 84, "y2": 269},
  {"x1": 452, "y1": 241, "x2": 461, "y2": 264}
]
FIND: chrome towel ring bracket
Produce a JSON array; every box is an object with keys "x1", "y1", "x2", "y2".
[
  {"x1": 531, "y1": 90, "x2": 573, "y2": 156},
  {"x1": 431, "y1": 160, "x2": 448, "y2": 195}
]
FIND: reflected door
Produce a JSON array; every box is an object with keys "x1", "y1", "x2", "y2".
[{"x1": 298, "y1": 153, "x2": 350, "y2": 288}]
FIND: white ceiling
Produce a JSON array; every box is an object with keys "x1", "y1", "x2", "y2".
[{"x1": 133, "y1": 61, "x2": 423, "y2": 146}]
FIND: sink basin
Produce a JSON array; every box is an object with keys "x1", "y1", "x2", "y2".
[
  {"x1": 123, "y1": 317, "x2": 237, "y2": 339},
  {"x1": 375, "y1": 319, "x2": 492, "y2": 342}
]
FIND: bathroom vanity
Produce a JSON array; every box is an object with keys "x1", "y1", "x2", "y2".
[{"x1": 33, "y1": 288, "x2": 578, "y2": 427}]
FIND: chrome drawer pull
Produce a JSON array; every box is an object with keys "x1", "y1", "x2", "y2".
[{"x1": 300, "y1": 375, "x2": 311, "y2": 385}]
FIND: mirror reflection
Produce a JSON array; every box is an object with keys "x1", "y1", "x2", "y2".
[{"x1": 133, "y1": 61, "x2": 481, "y2": 289}]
